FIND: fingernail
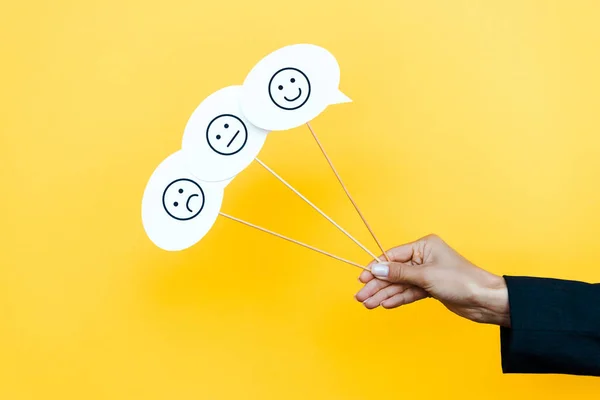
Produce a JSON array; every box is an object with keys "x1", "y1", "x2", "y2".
[{"x1": 371, "y1": 263, "x2": 389, "y2": 278}]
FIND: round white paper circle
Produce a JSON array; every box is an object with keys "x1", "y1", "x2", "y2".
[
  {"x1": 240, "y1": 44, "x2": 351, "y2": 131},
  {"x1": 142, "y1": 151, "x2": 225, "y2": 251},
  {"x1": 181, "y1": 86, "x2": 269, "y2": 182}
]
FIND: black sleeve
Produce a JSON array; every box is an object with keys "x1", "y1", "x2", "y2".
[{"x1": 500, "y1": 276, "x2": 600, "y2": 376}]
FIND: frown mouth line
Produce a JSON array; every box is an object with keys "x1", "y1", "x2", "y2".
[
  {"x1": 284, "y1": 88, "x2": 302, "y2": 102},
  {"x1": 186, "y1": 194, "x2": 199, "y2": 212}
]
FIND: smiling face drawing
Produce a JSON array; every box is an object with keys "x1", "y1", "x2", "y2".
[
  {"x1": 162, "y1": 178, "x2": 205, "y2": 221},
  {"x1": 206, "y1": 114, "x2": 249, "y2": 156},
  {"x1": 268, "y1": 67, "x2": 311, "y2": 110}
]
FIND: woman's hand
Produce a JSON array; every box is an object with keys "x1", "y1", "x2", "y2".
[{"x1": 355, "y1": 235, "x2": 511, "y2": 327}]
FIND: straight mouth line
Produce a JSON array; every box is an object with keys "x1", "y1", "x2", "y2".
[{"x1": 227, "y1": 130, "x2": 240, "y2": 147}]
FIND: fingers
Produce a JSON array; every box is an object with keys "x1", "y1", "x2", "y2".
[
  {"x1": 380, "y1": 243, "x2": 417, "y2": 263},
  {"x1": 358, "y1": 269, "x2": 374, "y2": 284},
  {"x1": 362, "y1": 284, "x2": 409, "y2": 309},
  {"x1": 370, "y1": 241, "x2": 422, "y2": 265},
  {"x1": 380, "y1": 287, "x2": 429, "y2": 309},
  {"x1": 364, "y1": 240, "x2": 423, "y2": 272},
  {"x1": 372, "y1": 234, "x2": 443, "y2": 266},
  {"x1": 371, "y1": 261, "x2": 428, "y2": 286},
  {"x1": 355, "y1": 278, "x2": 392, "y2": 302}
]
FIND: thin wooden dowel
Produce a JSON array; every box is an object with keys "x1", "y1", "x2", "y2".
[
  {"x1": 254, "y1": 158, "x2": 381, "y2": 262},
  {"x1": 219, "y1": 212, "x2": 367, "y2": 270},
  {"x1": 306, "y1": 122, "x2": 390, "y2": 262}
]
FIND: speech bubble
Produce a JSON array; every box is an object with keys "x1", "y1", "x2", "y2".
[
  {"x1": 181, "y1": 86, "x2": 269, "y2": 182},
  {"x1": 240, "y1": 44, "x2": 351, "y2": 131},
  {"x1": 142, "y1": 151, "x2": 225, "y2": 251}
]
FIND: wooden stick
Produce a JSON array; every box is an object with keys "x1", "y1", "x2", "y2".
[
  {"x1": 255, "y1": 157, "x2": 381, "y2": 262},
  {"x1": 306, "y1": 122, "x2": 390, "y2": 262},
  {"x1": 220, "y1": 213, "x2": 368, "y2": 270}
]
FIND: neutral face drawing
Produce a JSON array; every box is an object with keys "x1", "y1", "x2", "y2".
[
  {"x1": 162, "y1": 178, "x2": 205, "y2": 221},
  {"x1": 268, "y1": 67, "x2": 311, "y2": 110},
  {"x1": 206, "y1": 114, "x2": 249, "y2": 156}
]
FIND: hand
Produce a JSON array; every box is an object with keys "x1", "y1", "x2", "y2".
[{"x1": 355, "y1": 235, "x2": 511, "y2": 327}]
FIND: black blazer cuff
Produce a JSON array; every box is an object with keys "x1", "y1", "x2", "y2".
[{"x1": 500, "y1": 276, "x2": 600, "y2": 376}]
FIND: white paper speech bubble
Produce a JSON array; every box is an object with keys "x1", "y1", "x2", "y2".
[
  {"x1": 240, "y1": 44, "x2": 351, "y2": 131},
  {"x1": 142, "y1": 151, "x2": 225, "y2": 251},
  {"x1": 181, "y1": 86, "x2": 269, "y2": 182}
]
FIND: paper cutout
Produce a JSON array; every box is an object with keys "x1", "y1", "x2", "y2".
[
  {"x1": 181, "y1": 86, "x2": 269, "y2": 182},
  {"x1": 142, "y1": 151, "x2": 224, "y2": 251},
  {"x1": 240, "y1": 44, "x2": 351, "y2": 131},
  {"x1": 142, "y1": 44, "x2": 381, "y2": 265}
]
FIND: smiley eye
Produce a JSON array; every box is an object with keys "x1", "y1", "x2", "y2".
[
  {"x1": 278, "y1": 85, "x2": 283, "y2": 90},
  {"x1": 216, "y1": 135, "x2": 221, "y2": 140},
  {"x1": 290, "y1": 78, "x2": 295, "y2": 83},
  {"x1": 178, "y1": 189, "x2": 183, "y2": 193},
  {"x1": 173, "y1": 202, "x2": 179, "y2": 207},
  {"x1": 224, "y1": 124, "x2": 229, "y2": 128}
]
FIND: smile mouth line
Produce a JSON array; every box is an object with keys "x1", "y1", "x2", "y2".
[
  {"x1": 284, "y1": 88, "x2": 302, "y2": 102},
  {"x1": 186, "y1": 194, "x2": 199, "y2": 212},
  {"x1": 227, "y1": 130, "x2": 240, "y2": 148}
]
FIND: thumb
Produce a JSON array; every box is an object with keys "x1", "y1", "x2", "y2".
[{"x1": 370, "y1": 262, "x2": 427, "y2": 286}]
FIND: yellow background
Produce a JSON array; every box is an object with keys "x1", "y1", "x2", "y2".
[{"x1": 2, "y1": 0, "x2": 600, "y2": 398}]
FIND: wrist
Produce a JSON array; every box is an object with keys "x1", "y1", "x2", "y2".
[{"x1": 474, "y1": 275, "x2": 511, "y2": 327}]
